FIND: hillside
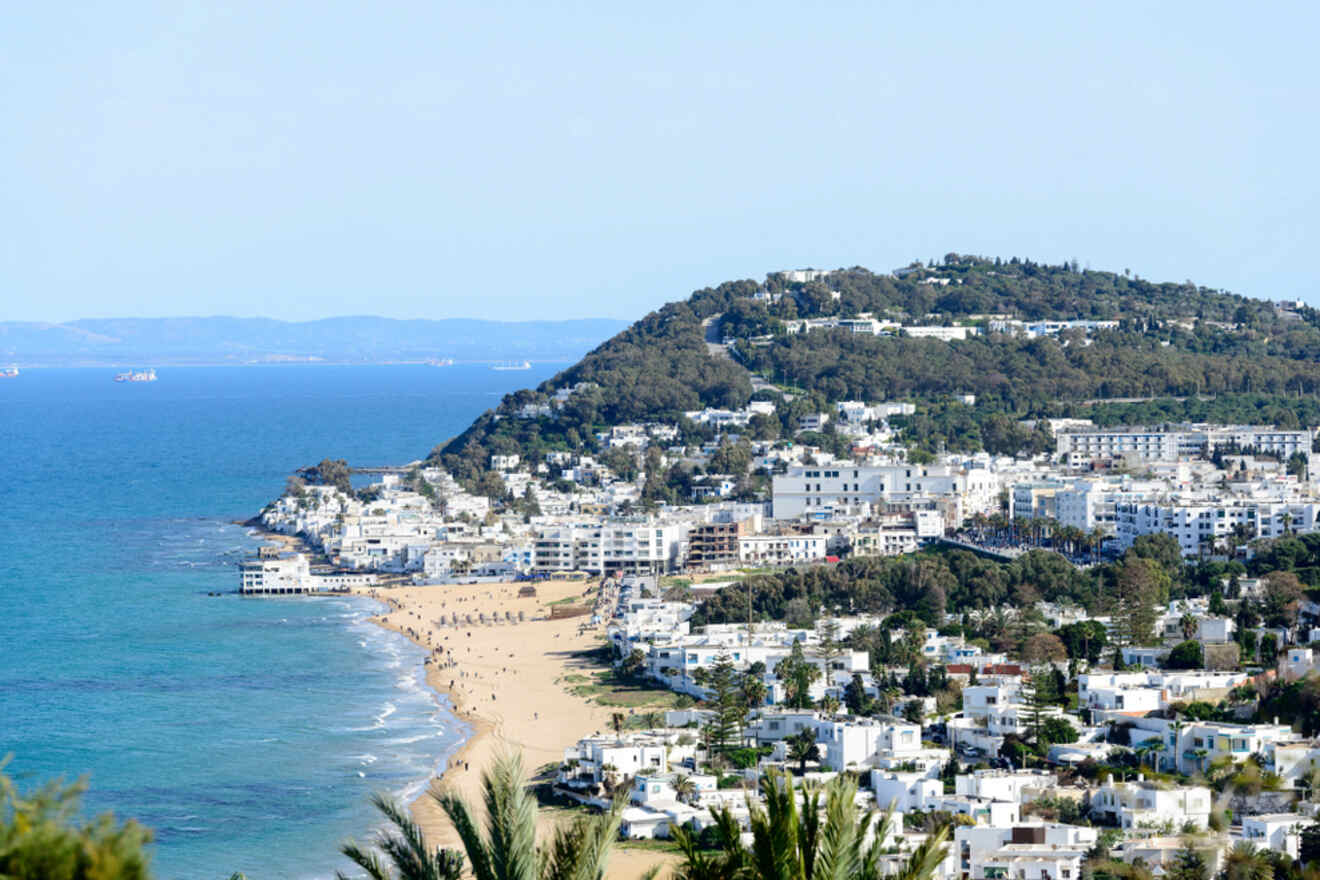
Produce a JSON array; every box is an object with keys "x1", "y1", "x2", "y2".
[
  {"x1": 0, "y1": 316, "x2": 629, "y2": 366},
  {"x1": 432, "y1": 255, "x2": 1320, "y2": 484}
]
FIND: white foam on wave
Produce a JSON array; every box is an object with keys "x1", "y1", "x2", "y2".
[
  {"x1": 373, "y1": 702, "x2": 397, "y2": 726},
  {"x1": 356, "y1": 753, "x2": 378, "y2": 765},
  {"x1": 386, "y1": 732, "x2": 435, "y2": 746}
]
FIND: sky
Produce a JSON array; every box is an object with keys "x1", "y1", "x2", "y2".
[{"x1": 3, "y1": 2, "x2": 1317, "y2": 323}]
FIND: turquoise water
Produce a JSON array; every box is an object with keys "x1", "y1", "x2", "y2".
[{"x1": 0, "y1": 364, "x2": 558, "y2": 879}]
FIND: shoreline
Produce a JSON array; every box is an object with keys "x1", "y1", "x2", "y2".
[
  {"x1": 350, "y1": 579, "x2": 679, "y2": 880},
  {"x1": 238, "y1": 522, "x2": 679, "y2": 877}
]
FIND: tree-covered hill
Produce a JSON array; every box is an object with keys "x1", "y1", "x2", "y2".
[
  {"x1": 435, "y1": 283, "x2": 756, "y2": 480},
  {"x1": 431, "y1": 255, "x2": 1320, "y2": 484},
  {"x1": 741, "y1": 325, "x2": 1320, "y2": 409}
]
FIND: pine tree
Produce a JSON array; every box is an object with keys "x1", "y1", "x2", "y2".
[
  {"x1": 1022, "y1": 664, "x2": 1058, "y2": 744},
  {"x1": 1167, "y1": 841, "x2": 1209, "y2": 880},
  {"x1": 816, "y1": 617, "x2": 845, "y2": 677},
  {"x1": 706, "y1": 653, "x2": 745, "y2": 752},
  {"x1": 1113, "y1": 557, "x2": 1163, "y2": 646},
  {"x1": 844, "y1": 673, "x2": 872, "y2": 716}
]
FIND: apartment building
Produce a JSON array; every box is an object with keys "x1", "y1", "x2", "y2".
[
  {"x1": 772, "y1": 461, "x2": 998, "y2": 522},
  {"x1": 533, "y1": 520, "x2": 689, "y2": 574},
  {"x1": 686, "y1": 517, "x2": 755, "y2": 569},
  {"x1": 847, "y1": 510, "x2": 944, "y2": 557},
  {"x1": 737, "y1": 533, "x2": 829, "y2": 565},
  {"x1": 1057, "y1": 424, "x2": 1308, "y2": 466},
  {"x1": 1114, "y1": 498, "x2": 1320, "y2": 557}
]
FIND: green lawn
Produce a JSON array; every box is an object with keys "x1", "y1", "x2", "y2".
[
  {"x1": 618, "y1": 839, "x2": 686, "y2": 856},
  {"x1": 566, "y1": 669, "x2": 688, "y2": 709}
]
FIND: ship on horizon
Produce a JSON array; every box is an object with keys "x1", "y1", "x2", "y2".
[
  {"x1": 427, "y1": 357, "x2": 455, "y2": 367},
  {"x1": 1, "y1": 365, "x2": 18, "y2": 378},
  {"x1": 491, "y1": 360, "x2": 531, "y2": 371},
  {"x1": 115, "y1": 368, "x2": 157, "y2": 383}
]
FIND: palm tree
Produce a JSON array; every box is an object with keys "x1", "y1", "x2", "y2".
[
  {"x1": 786, "y1": 729, "x2": 821, "y2": 775},
  {"x1": 1219, "y1": 842, "x2": 1274, "y2": 880},
  {"x1": 674, "y1": 770, "x2": 949, "y2": 880},
  {"x1": 339, "y1": 794, "x2": 466, "y2": 880},
  {"x1": 609, "y1": 712, "x2": 627, "y2": 737},
  {"x1": 817, "y1": 694, "x2": 841, "y2": 715},
  {"x1": 670, "y1": 808, "x2": 746, "y2": 880},
  {"x1": 1090, "y1": 527, "x2": 1107, "y2": 563},
  {"x1": 1180, "y1": 613, "x2": 1199, "y2": 641},
  {"x1": 673, "y1": 774, "x2": 698, "y2": 805},
  {"x1": 742, "y1": 677, "x2": 768, "y2": 711},
  {"x1": 1135, "y1": 740, "x2": 1162, "y2": 772},
  {"x1": 433, "y1": 750, "x2": 632, "y2": 880}
]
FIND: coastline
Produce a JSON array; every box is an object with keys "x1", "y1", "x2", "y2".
[{"x1": 352, "y1": 579, "x2": 679, "y2": 880}]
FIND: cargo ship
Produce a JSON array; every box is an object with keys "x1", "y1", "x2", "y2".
[
  {"x1": 491, "y1": 360, "x2": 531, "y2": 371},
  {"x1": 0, "y1": 366, "x2": 18, "y2": 378},
  {"x1": 114, "y1": 368, "x2": 157, "y2": 382},
  {"x1": 427, "y1": 357, "x2": 455, "y2": 366}
]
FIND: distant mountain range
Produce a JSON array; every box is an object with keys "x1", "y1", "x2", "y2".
[{"x1": 0, "y1": 316, "x2": 630, "y2": 366}]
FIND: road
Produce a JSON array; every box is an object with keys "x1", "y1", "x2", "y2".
[{"x1": 702, "y1": 313, "x2": 779, "y2": 395}]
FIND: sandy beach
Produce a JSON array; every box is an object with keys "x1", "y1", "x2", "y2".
[{"x1": 357, "y1": 577, "x2": 680, "y2": 880}]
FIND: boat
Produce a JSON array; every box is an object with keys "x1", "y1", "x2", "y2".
[
  {"x1": 114, "y1": 368, "x2": 157, "y2": 383},
  {"x1": 0, "y1": 366, "x2": 17, "y2": 378},
  {"x1": 491, "y1": 360, "x2": 531, "y2": 371},
  {"x1": 427, "y1": 357, "x2": 455, "y2": 367}
]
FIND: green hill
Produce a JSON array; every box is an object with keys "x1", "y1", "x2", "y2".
[{"x1": 431, "y1": 255, "x2": 1320, "y2": 486}]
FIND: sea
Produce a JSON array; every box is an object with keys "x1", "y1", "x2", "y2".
[{"x1": 0, "y1": 363, "x2": 561, "y2": 879}]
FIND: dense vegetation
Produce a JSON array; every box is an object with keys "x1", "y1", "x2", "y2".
[
  {"x1": 689, "y1": 542, "x2": 1182, "y2": 658},
  {"x1": 427, "y1": 255, "x2": 1320, "y2": 486},
  {"x1": 433, "y1": 282, "x2": 754, "y2": 483},
  {"x1": 740, "y1": 330, "x2": 1320, "y2": 410}
]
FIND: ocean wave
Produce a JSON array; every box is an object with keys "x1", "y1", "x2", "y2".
[
  {"x1": 385, "y1": 732, "x2": 435, "y2": 746},
  {"x1": 373, "y1": 703, "x2": 397, "y2": 726}
]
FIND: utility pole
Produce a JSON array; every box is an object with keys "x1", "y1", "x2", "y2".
[{"x1": 747, "y1": 577, "x2": 754, "y2": 645}]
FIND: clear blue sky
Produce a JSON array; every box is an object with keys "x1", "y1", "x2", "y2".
[{"x1": 4, "y1": 2, "x2": 1316, "y2": 322}]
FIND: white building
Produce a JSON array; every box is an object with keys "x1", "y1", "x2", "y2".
[
  {"x1": 738, "y1": 533, "x2": 829, "y2": 565},
  {"x1": 1090, "y1": 780, "x2": 1212, "y2": 830},
  {"x1": 955, "y1": 823, "x2": 1098, "y2": 880},
  {"x1": 1241, "y1": 814, "x2": 1317, "y2": 860},
  {"x1": 238, "y1": 552, "x2": 311, "y2": 594},
  {"x1": 1280, "y1": 647, "x2": 1318, "y2": 682},
  {"x1": 955, "y1": 770, "x2": 1058, "y2": 804},
  {"x1": 533, "y1": 520, "x2": 690, "y2": 574},
  {"x1": 559, "y1": 736, "x2": 669, "y2": 789},
  {"x1": 1057, "y1": 424, "x2": 1308, "y2": 466},
  {"x1": 1114, "y1": 496, "x2": 1320, "y2": 558},
  {"x1": 772, "y1": 461, "x2": 998, "y2": 524},
  {"x1": 904, "y1": 325, "x2": 980, "y2": 341}
]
